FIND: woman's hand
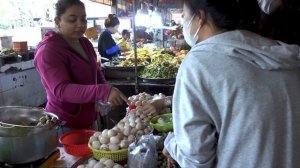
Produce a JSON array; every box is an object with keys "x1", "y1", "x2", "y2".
[
  {"x1": 163, "y1": 147, "x2": 178, "y2": 168},
  {"x1": 108, "y1": 87, "x2": 128, "y2": 107},
  {"x1": 140, "y1": 98, "x2": 166, "y2": 115}
]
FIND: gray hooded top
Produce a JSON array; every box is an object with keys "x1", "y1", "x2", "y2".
[{"x1": 164, "y1": 30, "x2": 300, "y2": 168}]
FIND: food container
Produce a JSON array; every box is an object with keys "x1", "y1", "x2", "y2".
[
  {"x1": 12, "y1": 41, "x2": 28, "y2": 52},
  {"x1": 150, "y1": 113, "x2": 173, "y2": 133},
  {"x1": 59, "y1": 129, "x2": 96, "y2": 156},
  {"x1": 102, "y1": 62, "x2": 145, "y2": 80},
  {"x1": 0, "y1": 106, "x2": 60, "y2": 164},
  {"x1": 88, "y1": 143, "x2": 128, "y2": 162}
]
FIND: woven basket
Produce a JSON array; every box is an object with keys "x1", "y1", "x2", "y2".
[{"x1": 88, "y1": 143, "x2": 128, "y2": 162}]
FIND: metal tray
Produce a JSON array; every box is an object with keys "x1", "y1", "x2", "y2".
[
  {"x1": 103, "y1": 62, "x2": 145, "y2": 71},
  {"x1": 139, "y1": 77, "x2": 176, "y2": 84},
  {"x1": 102, "y1": 62, "x2": 145, "y2": 79}
]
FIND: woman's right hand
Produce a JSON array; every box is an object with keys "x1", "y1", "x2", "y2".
[
  {"x1": 108, "y1": 87, "x2": 128, "y2": 107},
  {"x1": 140, "y1": 98, "x2": 166, "y2": 115}
]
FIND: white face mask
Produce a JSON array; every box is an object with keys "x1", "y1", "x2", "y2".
[{"x1": 183, "y1": 15, "x2": 201, "y2": 47}]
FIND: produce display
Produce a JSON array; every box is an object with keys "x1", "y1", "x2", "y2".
[
  {"x1": 110, "y1": 57, "x2": 147, "y2": 67},
  {"x1": 139, "y1": 53, "x2": 181, "y2": 79},
  {"x1": 85, "y1": 92, "x2": 175, "y2": 167},
  {"x1": 77, "y1": 157, "x2": 124, "y2": 168},
  {"x1": 0, "y1": 48, "x2": 15, "y2": 55}
]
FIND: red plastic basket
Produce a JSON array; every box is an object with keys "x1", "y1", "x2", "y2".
[{"x1": 59, "y1": 129, "x2": 96, "y2": 156}]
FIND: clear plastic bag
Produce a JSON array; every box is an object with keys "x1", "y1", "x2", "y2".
[
  {"x1": 95, "y1": 101, "x2": 111, "y2": 116},
  {"x1": 127, "y1": 135, "x2": 158, "y2": 168}
]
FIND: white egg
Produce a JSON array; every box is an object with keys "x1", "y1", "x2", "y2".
[
  {"x1": 89, "y1": 136, "x2": 98, "y2": 143},
  {"x1": 113, "y1": 164, "x2": 123, "y2": 168},
  {"x1": 101, "y1": 129, "x2": 109, "y2": 138},
  {"x1": 92, "y1": 141, "x2": 101, "y2": 149},
  {"x1": 129, "y1": 121, "x2": 136, "y2": 128},
  {"x1": 135, "y1": 100, "x2": 142, "y2": 106},
  {"x1": 127, "y1": 135, "x2": 135, "y2": 142},
  {"x1": 93, "y1": 131, "x2": 101, "y2": 137},
  {"x1": 135, "y1": 123, "x2": 143, "y2": 130},
  {"x1": 107, "y1": 130, "x2": 117, "y2": 137},
  {"x1": 104, "y1": 159, "x2": 115, "y2": 167},
  {"x1": 108, "y1": 144, "x2": 119, "y2": 151},
  {"x1": 99, "y1": 137, "x2": 109, "y2": 144},
  {"x1": 110, "y1": 136, "x2": 120, "y2": 144},
  {"x1": 119, "y1": 140, "x2": 130, "y2": 148},
  {"x1": 77, "y1": 165, "x2": 85, "y2": 168},
  {"x1": 100, "y1": 144, "x2": 109, "y2": 151},
  {"x1": 99, "y1": 157, "x2": 109, "y2": 163},
  {"x1": 123, "y1": 127, "x2": 131, "y2": 136},
  {"x1": 135, "y1": 118, "x2": 142, "y2": 123},
  {"x1": 88, "y1": 159, "x2": 97, "y2": 167},
  {"x1": 117, "y1": 122, "x2": 125, "y2": 130},
  {"x1": 116, "y1": 132, "x2": 124, "y2": 140},
  {"x1": 93, "y1": 162, "x2": 105, "y2": 168}
]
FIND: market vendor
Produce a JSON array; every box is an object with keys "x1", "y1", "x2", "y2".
[
  {"x1": 34, "y1": 0, "x2": 127, "y2": 133},
  {"x1": 98, "y1": 14, "x2": 121, "y2": 61},
  {"x1": 117, "y1": 29, "x2": 131, "y2": 52}
]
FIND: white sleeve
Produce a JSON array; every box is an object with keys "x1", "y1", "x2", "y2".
[{"x1": 164, "y1": 53, "x2": 218, "y2": 167}]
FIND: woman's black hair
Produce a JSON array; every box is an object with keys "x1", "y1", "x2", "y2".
[
  {"x1": 183, "y1": 0, "x2": 300, "y2": 45},
  {"x1": 183, "y1": 0, "x2": 241, "y2": 30},
  {"x1": 55, "y1": 0, "x2": 85, "y2": 18},
  {"x1": 122, "y1": 29, "x2": 130, "y2": 36},
  {"x1": 257, "y1": 0, "x2": 300, "y2": 45},
  {"x1": 104, "y1": 14, "x2": 120, "y2": 28}
]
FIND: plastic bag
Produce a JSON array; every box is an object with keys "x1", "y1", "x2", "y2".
[
  {"x1": 127, "y1": 134, "x2": 158, "y2": 168},
  {"x1": 95, "y1": 101, "x2": 111, "y2": 116}
]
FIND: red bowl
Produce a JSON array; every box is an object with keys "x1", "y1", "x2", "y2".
[{"x1": 59, "y1": 129, "x2": 96, "y2": 156}]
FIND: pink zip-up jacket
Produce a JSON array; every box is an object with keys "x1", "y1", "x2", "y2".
[{"x1": 34, "y1": 31, "x2": 112, "y2": 128}]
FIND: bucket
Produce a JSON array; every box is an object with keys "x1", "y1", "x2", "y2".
[{"x1": 0, "y1": 36, "x2": 13, "y2": 50}]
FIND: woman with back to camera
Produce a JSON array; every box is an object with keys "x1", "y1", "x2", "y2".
[
  {"x1": 162, "y1": 0, "x2": 300, "y2": 167},
  {"x1": 34, "y1": 0, "x2": 127, "y2": 132},
  {"x1": 98, "y1": 14, "x2": 121, "y2": 61}
]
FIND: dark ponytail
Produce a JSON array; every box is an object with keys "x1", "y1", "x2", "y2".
[{"x1": 104, "y1": 14, "x2": 120, "y2": 28}]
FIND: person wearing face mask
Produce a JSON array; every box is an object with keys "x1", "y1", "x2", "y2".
[
  {"x1": 34, "y1": 0, "x2": 127, "y2": 132},
  {"x1": 163, "y1": 0, "x2": 300, "y2": 167},
  {"x1": 98, "y1": 14, "x2": 121, "y2": 61}
]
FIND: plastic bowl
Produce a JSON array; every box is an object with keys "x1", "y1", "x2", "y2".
[
  {"x1": 59, "y1": 129, "x2": 96, "y2": 156},
  {"x1": 150, "y1": 113, "x2": 173, "y2": 133}
]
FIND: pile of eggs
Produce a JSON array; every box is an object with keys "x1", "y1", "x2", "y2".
[
  {"x1": 89, "y1": 129, "x2": 134, "y2": 151},
  {"x1": 77, "y1": 157, "x2": 123, "y2": 168},
  {"x1": 90, "y1": 92, "x2": 166, "y2": 152},
  {"x1": 127, "y1": 92, "x2": 152, "y2": 107}
]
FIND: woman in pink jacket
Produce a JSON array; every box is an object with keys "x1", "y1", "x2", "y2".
[{"x1": 34, "y1": 0, "x2": 127, "y2": 130}]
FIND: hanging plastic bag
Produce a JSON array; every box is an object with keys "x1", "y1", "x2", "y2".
[{"x1": 127, "y1": 134, "x2": 158, "y2": 168}]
